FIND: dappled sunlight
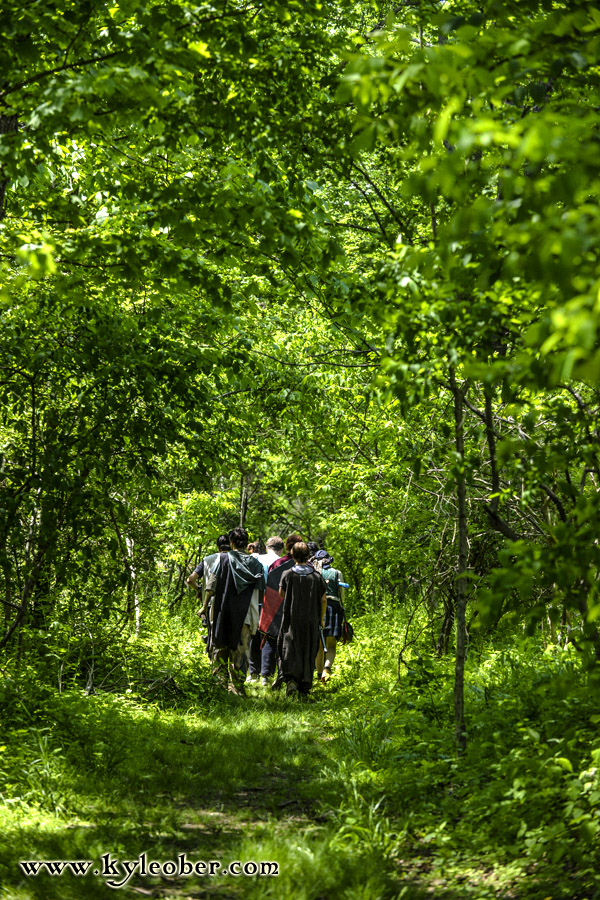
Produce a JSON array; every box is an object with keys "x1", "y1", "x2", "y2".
[
  {"x1": 2, "y1": 0, "x2": 600, "y2": 896},
  {"x1": 3, "y1": 606, "x2": 597, "y2": 899}
]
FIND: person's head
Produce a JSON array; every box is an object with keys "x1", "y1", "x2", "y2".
[
  {"x1": 228, "y1": 526, "x2": 249, "y2": 550},
  {"x1": 247, "y1": 542, "x2": 259, "y2": 554},
  {"x1": 216, "y1": 534, "x2": 231, "y2": 551},
  {"x1": 291, "y1": 541, "x2": 310, "y2": 563},
  {"x1": 266, "y1": 536, "x2": 284, "y2": 555},
  {"x1": 285, "y1": 532, "x2": 303, "y2": 554},
  {"x1": 307, "y1": 541, "x2": 319, "y2": 556},
  {"x1": 314, "y1": 548, "x2": 333, "y2": 567}
]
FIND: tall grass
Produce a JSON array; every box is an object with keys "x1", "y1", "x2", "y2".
[{"x1": 0, "y1": 603, "x2": 598, "y2": 899}]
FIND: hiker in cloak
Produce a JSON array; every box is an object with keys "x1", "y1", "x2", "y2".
[
  {"x1": 311, "y1": 548, "x2": 345, "y2": 684},
  {"x1": 257, "y1": 533, "x2": 302, "y2": 686},
  {"x1": 204, "y1": 526, "x2": 265, "y2": 695},
  {"x1": 187, "y1": 534, "x2": 230, "y2": 655},
  {"x1": 277, "y1": 541, "x2": 327, "y2": 697}
]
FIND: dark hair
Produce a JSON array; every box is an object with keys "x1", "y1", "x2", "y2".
[
  {"x1": 307, "y1": 541, "x2": 319, "y2": 556},
  {"x1": 285, "y1": 532, "x2": 303, "y2": 553},
  {"x1": 291, "y1": 541, "x2": 310, "y2": 563},
  {"x1": 217, "y1": 534, "x2": 231, "y2": 551},
  {"x1": 228, "y1": 526, "x2": 249, "y2": 549},
  {"x1": 253, "y1": 538, "x2": 266, "y2": 555},
  {"x1": 266, "y1": 536, "x2": 284, "y2": 552}
]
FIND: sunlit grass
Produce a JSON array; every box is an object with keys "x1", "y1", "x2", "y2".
[{"x1": 1, "y1": 605, "x2": 598, "y2": 899}]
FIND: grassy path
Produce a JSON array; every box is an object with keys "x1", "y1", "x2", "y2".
[
  {"x1": 2, "y1": 679, "x2": 404, "y2": 900},
  {"x1": 0, "y1": 613, "x2": 406, "y2": 900},
  {"x1": 2, "y1": 612, "x2": 596, "y2": 900}
]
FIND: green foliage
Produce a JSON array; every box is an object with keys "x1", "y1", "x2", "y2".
[
  {"x1": 2, "y1": 0, "x2": 600, "y2": 894},
  {"x1": 1, "y1": 607, "x2": 599, "y2": 899},
  {"x1": 4, "y1": 0, "x2": 600, "y2": 696}
]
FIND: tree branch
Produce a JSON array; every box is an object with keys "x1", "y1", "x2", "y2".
[{"x1": 1, "y1": 51, "x2": 123, "y2": 98}]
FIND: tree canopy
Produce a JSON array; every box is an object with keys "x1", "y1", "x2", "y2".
[{"x1": 1, "y1": 1, "x2": 600, "y2": 891}]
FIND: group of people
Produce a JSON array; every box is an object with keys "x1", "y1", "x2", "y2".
[{"x1": 187, "y1": 528, "x2": 347, "y2": 697}]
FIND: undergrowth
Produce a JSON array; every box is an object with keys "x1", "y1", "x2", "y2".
[{"x1": 0, "y1": 600, "x2": 598, "y2": 899}]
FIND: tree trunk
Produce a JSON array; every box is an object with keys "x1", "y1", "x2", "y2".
[
  {"x1": 239, "y1": 475, "x2": 248, "y2": 527},
  {"x1": 450, "y1": 368, "x2": 469, "y2": 754},
  {"x1": 125, "y1": 536, "x2": 139, "y2": 636},
  {"x1": 108, "y1": 505, "x2": 138, "y2": 629}
]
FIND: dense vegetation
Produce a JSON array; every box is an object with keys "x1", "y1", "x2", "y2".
[
  {"x1": 1, "y1": 607, "x2": 598, "y2": 899},
  {"x1": 1, "y1": 0, "x2": 599, "y2": 897}
]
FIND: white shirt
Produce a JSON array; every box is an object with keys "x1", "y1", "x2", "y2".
[{"x1": 257, "y1": 549, "x2": 281, "y2": 580}]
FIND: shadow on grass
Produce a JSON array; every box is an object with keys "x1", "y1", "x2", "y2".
[
  {"x1": 0, "y1": 687, "x2": 345, "y2": 899},
  {"x1": 1, "y1": 682, "x2": 466, "y2": 900},
  {"x1": 1, "y1": 819, "x2": 480, "y2": 900},
  {"x1": 6, "y1": 635, "x2": 589, "y2": 900}
]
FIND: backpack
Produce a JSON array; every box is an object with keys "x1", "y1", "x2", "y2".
[
  {"x1": 321, "y1": 566, "x2": 340, "y2": 599},
  {"x1": 340, "y1": 613, "x2": 354, "y2": 644}
]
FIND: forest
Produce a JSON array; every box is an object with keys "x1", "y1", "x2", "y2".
[{"x1": 1, "y1": 0, "x2": 599, "y2": 897}]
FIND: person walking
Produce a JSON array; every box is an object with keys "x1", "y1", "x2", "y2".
[
  {"x1": 257, "y1": 536, "x2": 284, "y2": 581},
  {"x1": 312, "y1": 548, "x2": 345, "y2": 684},
  {"x1": 257, "y1": 533, "x2": 302, "y2": 687},
  {"x1": 187, "y1": 534, "x2": 231, "y2": 655},
  {"x1": 204, "y1": 527, "x2": 265, "y2": 695},
  {"x1": 277, "y1": 542, "x2": 327, "y2": 697},
  {"x1": 248, "y1": 536, "x2": 284, "y2": 685}
]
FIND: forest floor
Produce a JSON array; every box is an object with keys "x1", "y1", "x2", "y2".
[{"x1": 0, "y1": 608, "x2": 598, "y2": 900}]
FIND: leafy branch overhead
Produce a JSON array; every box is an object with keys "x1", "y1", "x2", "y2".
[{"x1": 2, "y1": 0, "x2": 600, "y2": 750}]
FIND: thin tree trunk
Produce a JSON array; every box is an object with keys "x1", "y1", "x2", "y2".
[
  {"x1": 2, "y1": 557, "x2": 13, "y2": 627},
  {"x1": 450, "y1": 367, "x2": 469, "y2": 754},
  {"x1": 436, "y1": 595, "x2": 455, "y2": 656},
  {"x1": 125, "y1": 536, "x2": 139, "y2": 636},
  {"x1": 239, "y1": 475, "x2": 248, "y2": 527},
  {"x1": 108, "y1": 506, "x2": 137, "y2": 628}
]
